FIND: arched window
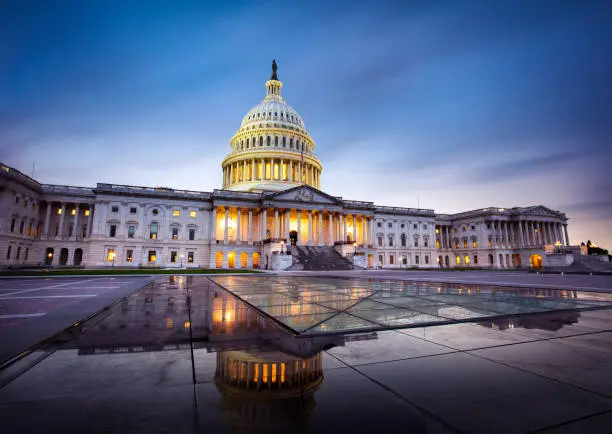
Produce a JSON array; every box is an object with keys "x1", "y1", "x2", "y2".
[
  {"x1": 401, "y1": 233, "x2": 406, "y2": 247},
  {"x1": 290, "y1": 138, "x2": 294, "y2": 148},
  {"x1": 259, "y1": 136, "x2": 263, "y2": 146},
  {"x1": 266, "y1": 136, "x2": 270, "y2": 146},
  {"x1": 246, "y1": 138, "x2": 249, "y2": 148},
  {"x1": 282, "y1": 137, "x2": 286, "y2": 147},
  {"x1": 388, "y1": 235, "x2": 393, "y2": 247},
  {"x1": 274, "y1": 136, "x2": 278, "y2": 146}
]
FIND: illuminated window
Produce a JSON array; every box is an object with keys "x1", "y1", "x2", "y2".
[
  {"x1": 57, "y1": 208, "x2": 62, "y2": 215},
  {"x1": 111, "y1": 206, "x2": 119, "y2": 213},
  {"x1": 454, "y1": 227, "x2": 457, "y2": 233},
  {"x1": 150, "y1": 223, "x2": 158, "y2": 239},
  {"x1": 463, "y1": 240, "x2": 468, "y2": 248},
  {"x1": 148, "y1": 250, "x2": 156, "y2": 263},
  {"x1": 35, "y1": 223, "x2": 40, "y2": 237},
  {"x1": 472, "y1": 240, "x2": 477, "y2": 248},
  {"x1": 188, "y1": 252, "x2": 194, "y2": 263},
  {"x1": 173, "y1": 209, "x2": 180, "y2": 217},
  {"x1": 106, "y1": 249, "x2": 115, "y2": 262},
  {"x1": 128, "y1": 225, "x2": 135, "y2": 238},
  {"x1": 126, "y1": 249, "x2": 133, "y2": 263},
  {"x1": 189, "y1": 228, "x2": 195, "y2": 240},
  {"x1": 436, "y1": 240, "x2": 440, "y2": 248},
  {"x1": 464, "y1": 255, "x2": 470, "y2": 264},
  {"x1": 435, "y1": 228, "x2": 440, "y2": 234},
  {"x1": 462, "y1": 225, "x2": 466, "y2": 232},
  {"x1": 170, "y1": 251, "x2": 177, "y2": 262},
  {"x1": 172, "y1": 227, "x2": 179, "y2": 240},
  {"x1": 189, "y1": 211, "x2": 196, "y2": 218},
  {"x1": 85, "y1": 209, "x2": 90, "y2": 216},
  {"x1": 456, "y1": 255, "x2": 461, "y2": 264},
  {"x1": 109, "y1": 225, "x2": 116, "y2": 237},
  {"x1": 71, "y1": 209, "x2": 76, "y2": 216},
  {"x1": 27, "y1": 223, "x2": 32, "y2": 236},
  {"x1": 488, "y1": 237, "x2": 492, "y2": 247}
]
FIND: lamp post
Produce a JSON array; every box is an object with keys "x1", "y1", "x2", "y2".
[
  {"x1": 180, "y1": 254, "x2": 184, "y2": 268},
  {"x1": 47, "y1": 252, "x2": 52, "y2": 270},
  {"x1": 554, "y1": 241, "x2": 562, "y2": 253}
]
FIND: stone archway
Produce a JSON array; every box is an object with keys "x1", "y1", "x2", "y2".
[
  {"x1": 530, "y1": 254, "x2": 543, "y2": 270},
  {"x1": 59, "y1": 248, "x2": 69, "y2": 266},
  {"x1": 74, "y1": 248, "x2": 83, "y2": 266},
  {"x1": 45, "y1": 247, "x2": 54, "y2": 265},
  {"x1": 289, "y1": 230, "x2": 298, "y2": 246}
]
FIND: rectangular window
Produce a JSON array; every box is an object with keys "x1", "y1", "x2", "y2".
[
  {"x1": 389, "y1": 255, "x2": 394, "y2": 265},
  {"x1": 189, "y1": 228, "x2": 195, "y2": 240},
  {"x1": 170, "y1": 251, "x2": 177, "y2": 262},
  {"x1": 150, "y1": 223, "x2": 158, "y2": 239},
  {"x1": 413, "y1": 224, "x2": 417, "y2": 230},
  {"x1": 109, "y1": 225, "x2": 117, "y2": 237},
  {"x1": 82, "y1": 225, "x2": 87, "y2": 238},
  {"x1": 415, "y1": 255, "x2": 420, "y2": 264},
  {"x1": 57, "y1": 208, "x2": 62, "y2": 215},
  {"x1": 19, "y1": 221, "x2": 24, "y2": 233},
  {"x1": 35, "y1": 223, "x2": 40, "y2": 237},
  {"x1": 189, "y1": 211, "x2": 197, "y2": 218},
  {"x1": 130, "y1": 207, "x2": 137, "y2": 214},
  {"x1": 128, "y1": 225, "x2": 135, "y2": 238},
  {"x1": 388, "y1": 237, "x2": 393, "y2": 247},
  {"x1": 423, "y1": 224, "x2": 428, "y2": 230},
  {"x1": 378, "y1": 236, "x2": 382, "y2": 247},
  {"x1": 126, "y1": 249, "x2": 133, "y2": 263},
  {"x1": 378, "y1": 254, "x2": 383, "y2": 265},
  {"x1": 16, "y1": 247, "x2": 21, "y2": 260},
  {"x1": 471, "y1": 225, "x2": 476, "y2": 230},
  {"x1": 6, "y1": 246, "x2": 11, "y2": 260},
  {"x1": 71, "y1": 209, "x2": 76, "y2": 216},
  {"x1": 172, "y1": 227, "x2": 179, "y2": 240},
  {"x1": 464, "y1": 255, "x2": 470, "y2": 264},
  {"x1": 85, "y1": 209, "x2": 90, "y2": 216},
  {"x1": 463, "y1": 240, "x2": 468, "y2": 248},
  {"x1": 27, "y1": 223, "x2": 32, "y2": 236},
  {"x1": 425, "y1": 255, "x2": 429, "y2": 264},
  {"x1": 68, "y1": 226, "x2": 73, "y2": 237},
  {"x1": 111, "y1": 206, "x2": 119, "y2": 213},
  {"x1": 25, "y1": 248, "x2": 29, "y2": 260},
  {"x1": 436, "y1": 240, "x2": 441, "y2": 248},
  {"x1": 106, "y1": 249, "x2": 115, "y2": 262},
  {"x1": 456, "y1": 255, "x2": 461, "y2": 264},
  {"x1": 377, "y1": 222, "x2": 382, "y2": 228},
  {"x1": 188, "y1": 252, "x2": 194, "y2": 263},
  {"x1": 173, "y1": 209, "x2": 180, "y2": 217},
  {"x1": 424, "y1": 239, "x2": 429, "y2": 247},
  {"x1": 148, "y1": 250, "x2": 156, "y2": 263},
  {"x1": 414, "y1": 240, "x2": 418, "y2": 247},
  {"x1": 401, "y1": 224, "x2": 405, "y2": 229},
  {"x1": 474, "y1": 255, "x2": 478, "y2": 264},
  {"x1": 10, "y1": 219, "x2": 15, "y2": 232},
  {"x1": 472, "y1": 240, "x2": 477, "y2": 248},
  {"x1": 388, "y1": 222, "x2": 392, "y2": 228},
  {"x1": 402, "y1": 256, "x2": 407, "y2": 265}
]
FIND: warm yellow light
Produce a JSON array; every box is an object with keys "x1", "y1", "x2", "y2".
[
  {"x1": 271, "y1": 363, "x2": 277, "y2": 383},
  {"x1": 71, "y1": 209, "x2": 76, "y2": 216},
  {"x1": 107, "y1": 250, "x2": 116, "y2": 262},
  {"x1": 189, "y1": 211, "x2": 196, "y2": 218},
  {"x1": 435, "y1": 228, "x2": 440, "y2": 234},
  {"x1": 183, "y1": 321, "x2": 191, "y2": 329},
  {"x1": 166, "y1": 318, "x2": 174, "y2": 329},
  {"x1": 57, "y1": 208, "x2": 62, "y2": 215},
  {"x1": 151, "y1": 234, "x2": 157, "y2": 239},
  {"x1": 263, "y1": 364, "x2": 268, "y2": 383},
  {"x1": 253, "y1": 364, "x2": 259, "y2": 382},
  {"x1": 47, "y1": 252, "x2": 52, "y2": 258},
  {"x1": 85, "y1": 210, "x2": 90, "y2": 216},
  {"x1": 281, "y1": 362, "x2": 286, "y2": 383},
  {"x1": 173, "y1": 209, "x2": 180, "y2": 217}
]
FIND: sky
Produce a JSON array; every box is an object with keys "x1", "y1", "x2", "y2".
[{"x1": 1, "y1": 0, "x2": 611, "y2": 248}]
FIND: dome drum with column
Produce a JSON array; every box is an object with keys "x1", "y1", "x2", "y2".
[{"x1": 222, "y1": 60, "x2": 322, "y2": 192}]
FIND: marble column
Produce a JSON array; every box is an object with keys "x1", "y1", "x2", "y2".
[
  {"x1": 285, "y1": 209, "x2": 290, "y2": 240},
  {"x1": 274, "y1": 208, "x2": 279, "y2": 239},
  {"x1": 318, "y1": 212, "x2": 323, "y2": 246},
  {"x1": 57, "y1": 203, "x2": 66, "y2": 238},
  {"x1": 224, "y1": 206, "x2": 229, "y2": 243},
  {"x1": 297, "y1": 209, "x2": 302, "y2": 245},
  {"x1": 248, "y1": 209, "x2": 253, "y2": 244},
  {"x1": 86, "y1": 205, "x2": 93, "y2": 238},
  {"x1": 563, "y1": 224, "x2": 570, "y2": 246},
  {"x1": 43, "y1": 202, "x2": 52, "y2": 238},
  {"x1": 260, "y1": 159, "x2": 265, "y2": 180},
  {"x1": 518, "y1": 222, "x2": 525, "y2": 248},
  {"x1": 72, "y1": 204, "x2": 80, "y2": 240},
  {"x1": 261, "y1": 209, "x2": 267, "y2": 240},
  {"x1": 237, "y1": 208, "x2": 242, "y2": 243},
  {"x1": 342, "y1": 214, "x2": 347, "y2": 242},
  {"x1": 328, "y1": 213, "x2": 333, "y2": 246},
  {"x1": 361, "y1": 216, "x2": 366, "y2": 246},
  {"x1": 352, "y1": 214, "x2": 357, "y2": 243},
  {"x1": 308, "y1": 210, "x2": 313, "y2": 245},
  {"x1": 503, "y1": 222, "x2": 509, "y2": 248}
]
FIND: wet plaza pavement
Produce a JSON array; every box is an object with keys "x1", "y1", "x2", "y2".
[{"x1": 1, "y1": 275, "x2": 612, "y2": 433}]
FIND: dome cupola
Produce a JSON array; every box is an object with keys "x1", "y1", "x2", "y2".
[{"x1": 221, "y1": 60, "x2": 322, "y2": 192}]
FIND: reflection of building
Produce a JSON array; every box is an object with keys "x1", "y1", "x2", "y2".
[
  {"x1": 482, "y1": 311, "x2": 581, "y2": 331},
  {"x1": 0, "y1": 61, "x2": 570, "y2": 270}
]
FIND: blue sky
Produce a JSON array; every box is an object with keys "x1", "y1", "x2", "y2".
[{"x1": 1, "y1": 0, "x2": 611, "y2": 248}]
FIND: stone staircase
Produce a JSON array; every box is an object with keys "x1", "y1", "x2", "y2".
[{"x1": 286, "y1": 246, "x2": 358, "y2": 271}]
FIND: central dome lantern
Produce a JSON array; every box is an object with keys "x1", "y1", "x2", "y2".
[{"x1": 221, "y1": 60, "x2": 323, "y2": 192}]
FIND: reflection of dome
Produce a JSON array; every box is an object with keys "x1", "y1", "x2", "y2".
[
  {"x1": 221, "y1": 61, "x2": 323, "y2": 192},
  {"x1": 214, "y1": 350, "x2": 323, "y2": 431}
]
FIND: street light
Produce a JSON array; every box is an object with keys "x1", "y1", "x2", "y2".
[
  {"x1": 47, "y1": 252, "x2": 53, "y2": 270},
  {"x1": 280, "y1": 240, "x2": 285, "y2": 254},
  {"x1": 554, "y1": 240, "x2": 562, "y2": 253},
  {"x1": 109, "y1": 251, "x2": 116, "y2": 270}
]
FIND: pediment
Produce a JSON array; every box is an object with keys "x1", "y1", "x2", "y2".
[
  {"x1": 265, "y1": 185, "x2": 341, "y2": 205},
  {"x1": 523, "y1": 206, "x2": 561, "y2": 218}
]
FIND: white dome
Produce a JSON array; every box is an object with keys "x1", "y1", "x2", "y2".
[{"x1": 239, "y1": 99, "x2": 307, "y2": 135}]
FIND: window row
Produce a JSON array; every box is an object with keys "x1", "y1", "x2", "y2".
[
  {"x1": 108, "y1": 206, "x2": 197, "y2": 218},
  {"x1": 6, "y1": 245, "x2": 30, "y2": 261},
  {"x1": 377, "y1": 234, "x2": 430, "y2": 247},
  {"x1": 57, "y1": 208, "x2": 90, "y2": 216},
  {"x1": 233, "y1": 135, "x2": 308, "y2": 152},
  {"x1": 246, "y1": 111, "x2": 302, "y2": 125},
  {"x1": 378, "y1": 254, "x2": 430, "y2": 266},
  {"x1": 9, "y1": 218, "x2": 40, "y2": 237},
  {"x1": 377, "y1": 222, "x2": 429, "y2": 230},
  {"x1": 108, "y1": 223, "x2": 197, "y2": 240},
  {"x1": 106, "y1": 249, "x2": 194, "y2": 264}
]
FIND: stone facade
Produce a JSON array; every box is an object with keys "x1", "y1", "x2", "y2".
[{"x1": 0, "y1": 63, "x2": 570, "y2": 270}]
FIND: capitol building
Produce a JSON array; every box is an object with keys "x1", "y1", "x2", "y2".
[{"x1": 0, "y1": 61, "x2": 571, "y2": 271}]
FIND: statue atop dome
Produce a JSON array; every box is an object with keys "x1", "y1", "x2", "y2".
[{"x1": 271, "y1": 59, "x2": 278, "y2": 80}]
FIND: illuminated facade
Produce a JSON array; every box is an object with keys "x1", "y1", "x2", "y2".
[{"x1": 0, "y1": 61, "x2": 571, "y2": 270}]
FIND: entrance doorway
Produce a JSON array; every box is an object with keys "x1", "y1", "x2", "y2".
[
  {"x1": 530, "y1": 254, "x2": 543, "y2": 270},
  {"x1": 289, "y1": 230, "x2": 298, "y2": 246}
]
